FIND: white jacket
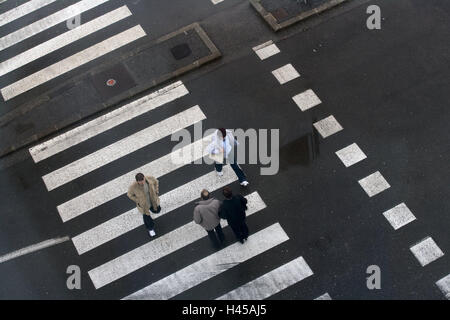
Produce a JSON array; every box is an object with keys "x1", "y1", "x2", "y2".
[{"x1": 207, "y1": 129, "x2": 238, "y2": 159}]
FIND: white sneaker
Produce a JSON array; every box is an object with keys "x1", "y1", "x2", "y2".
[
  {"x1": 216, "y1": 170, "x2": 224, "y2": 177},
  {"x1": 240, "y1": 181, "x2": 249, "y2": 187},
  {"x1": 149, "y1": 230, "x2": 156, "y2": 237}
]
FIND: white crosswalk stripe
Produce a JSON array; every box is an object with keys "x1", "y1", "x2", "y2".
[
  {"x1": 72, "y1": 167, "x2": 239, "y2": 255},
  {"x1": 1, "y1": 25, "x2": 146, "y2": 101},
  {"x1": 0, "y1": 0, "x2": 58, "y2": 28},
  {"x1": 88, "y1": 192, "x2": 266, "y2": 289},
  {"x1": 216, "y1": 256, "x2": 313, "y2": 300},
  {"x1": 29, "y1": 81, "x2": 189, "y2": 163},
  {"x1": 43, "y1": 105, "x2": 206, "y2": 191},
  {"x1": 122, "y1": 223, "x2": 289, "y2": 300},
  {"x1": 0, "y1": 0, "x2": 110, "y2": 51},
  {"x1": 57, "y1": 134, "x2": 213, "y2": 222},
  {"x1": 0, "y1": 6, "x2": 133, "y2": 77}
]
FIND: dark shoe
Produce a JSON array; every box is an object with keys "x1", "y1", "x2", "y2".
[{"x1": 239, "y1": 239, "x2": 244, "y2": 244}]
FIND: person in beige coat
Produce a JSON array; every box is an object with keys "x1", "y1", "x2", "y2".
[{"x1": 127, "y1": 173, "x2": 161, "y2": 237}]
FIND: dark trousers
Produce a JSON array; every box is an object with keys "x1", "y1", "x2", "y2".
[
  {"x1": 230, "y1": 222, "x2": 249, "y2": 242},
  {"x1": 207, "y1": 224, "x2": 225, "y2": 248},
  {"x1": 143, "y1": 214, "x2": 155, "y2": 231},
  {"x1": 215, "y1": 162, "x2": 247, "y2": 183}
]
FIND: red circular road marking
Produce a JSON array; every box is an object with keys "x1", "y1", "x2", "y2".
[{"x1": 106, "y1": 79, "x2": 116, "y2": 87}]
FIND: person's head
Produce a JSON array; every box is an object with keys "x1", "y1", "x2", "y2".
[
  {"x1": 217, "y1": 128, "x2": 226, "y2": 140},
  {"x1": 201, "y1": 189, "x2": 210, "y2": 200},
  {"x1": 135, "y1": 173, "x2": 145, "y2": 185},
  {"x1": 222, "y1": 186, "x2": 232, "y2": 199}
]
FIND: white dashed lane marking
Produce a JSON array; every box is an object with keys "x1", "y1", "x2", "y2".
[
  {"x1": 335, "y1": 143, "x2": 367, "y2": 167},
  {"x1": 382, "y1": 203, "x2": 416, "y2": 230},
  {"x1": 315, "y1": 293, "x2": 332, "y2": 300},
  {"x1": 292, "y1": 89, "x2": 322, "y2": 111},
  {"x1": 410, "y1": 237, "x2": 444, "y2": 267},
  {"x1": 313, "y1": 115, "x2": 343, "y2": 138},
  {"x1": 272, "y1": 64, "x2": 300, "y2": 85},
  {"x1": 253, "y1": 40, "x2": 280, "y2": 60},
  {"x1": 358, "y1": 171, "x2": 391, "y2": 197},
  {"x1": 436, "y1": 274, "x2": 450, "y2": 300}
]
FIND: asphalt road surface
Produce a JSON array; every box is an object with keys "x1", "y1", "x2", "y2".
[{"x1": 0, "y1": 0, "x2": 448, "y2": 300}]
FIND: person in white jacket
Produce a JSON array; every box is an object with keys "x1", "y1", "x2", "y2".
[{"x1": 207, "y1": 128, "x2": 249, "y2": 187}]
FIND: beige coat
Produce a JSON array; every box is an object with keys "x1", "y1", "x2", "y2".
[{"x1": 127, "y1": 176, "x2": 160, "y2": 215}]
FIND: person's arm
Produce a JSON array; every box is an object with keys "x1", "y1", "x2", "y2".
[
  {"x1": 239, "y1": 195, "x2": 248, "y2": 207},
  {"x1": 127, "y1": 186, "x2": 139, "y2": 205},
  {"x1": 207, "y1": 130, "x2": 220, "y2": 154},
  {"x1": 218, "y1": 203, "x2": 226, "y2": 219},
  {"x1": 147, "y1": 176, "x2": 159, "y2": 195},
  {"x1": 154, "y1": 177, "x2": 159, "y2": 195},
  {"x1": 193, "y1": 208, "x2": 202, "y2": 225}
]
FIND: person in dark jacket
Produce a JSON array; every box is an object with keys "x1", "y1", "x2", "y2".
[
  {"x1": 193, "y1": 189, "x2": 225, "y2": 249},
  {"x1": 218, "y1": 186, "x2": 249, "y2": 244}
]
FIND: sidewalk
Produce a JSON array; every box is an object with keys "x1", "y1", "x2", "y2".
[
  {"x1": 250, "y1": 0, "x2": 348, "y2": 31},
  {"x1": 0, "y1": 23, "x2": 220, "y2": 158}
]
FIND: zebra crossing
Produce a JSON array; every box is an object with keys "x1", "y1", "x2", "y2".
[
  {"x1": 0, "y1": 0, "x2": 146, "y2": 101},
  {"x1": 29, "y1": 78, "x2": 317, "y2": 299}
]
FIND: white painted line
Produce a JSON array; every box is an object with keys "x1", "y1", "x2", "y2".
[
  {"x1": 43, "y1": 106, "x2": 206, "y2": 191},
  {"x1": 271, "y1": 64, "x2": 300, "y2": 85},
  {"x1": 410, "y1": 237, "x2": 444, "y2": 267},
  {"x1": 335, "y1": 143, "x2": 367, "y2": 167},
  {"x1": 1, "y1": 25, "x2": 146, "y2": 101},
  {"x1": 253, "y1": 41, "x2": 280, "y2": 60},
  {"x1": 0, "y1": 6, "x2": 132, "y2": 77},
  {"x1": 211, "y1": 0, "x2": 224, "y2": 4},
  {"x1": 122, "y1": 223, "x2": 289, "y2": 299},
  {"x1": 358, "y1": 171, "x2": 391, "y2": 197},
  {"x1": 436, "y1": 274, "x2": 450, "y2": 300},
  {"x1": 73, "y1": 166, "x2": 241, "y2": 255},
  {"x1": 88, "y1": 192, "x2": 266, "y2": 289},
  {"x1": 216, "y1": 256, "x2": 313, "y2": 300},
  {"x1": 0, "y1": 0, "x2": 109, "y2": 51},
  {"x1": 292, "y1": 89, "x2": 322, "y2": 111},
  {"x1": 29, "y1": 81, "x2": 188, "y2": 163},
  {"x1": 313, "y1": 115, "x2": 343, "y2": 138},
  {"x1": 57, "y1": 135, "x2": 213, "y2": 222},
  {"x1": 315, "y1": 293, "x2": 332, "y2": 300},
  {"x1": 0, "y1": 0, "x2": 57, "y2": 28},
  {"x1": 382, "y1": 203, "x2": 416, "y2": 230},
  {"x1": 0, "y1": 236, "x2": 70, "y2": 264}
]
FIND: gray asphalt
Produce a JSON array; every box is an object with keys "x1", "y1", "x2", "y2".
[{"x1": 0, "y1": 0, "x2": 448, "y2": 300}]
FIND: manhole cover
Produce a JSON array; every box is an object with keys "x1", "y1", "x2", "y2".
[
  {"x1": 91, "y1": 63, "x2": 136, "y2": 99},
  {"x1": 271, "y1": 8, "x2": 289, "y2": 21},
  {"x1": 170, "y1": 43, "x2": 192, "y2": 60}
]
